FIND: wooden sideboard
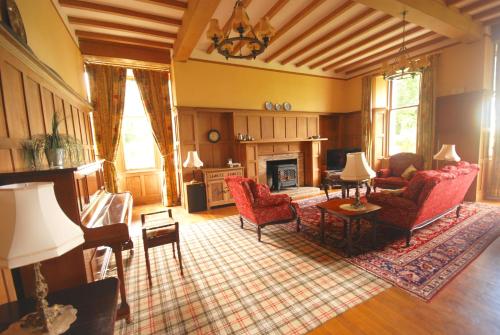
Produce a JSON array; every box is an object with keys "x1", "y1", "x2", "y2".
[{"x1": 202, "y1": 167, "x2": 244, "y2": 208}]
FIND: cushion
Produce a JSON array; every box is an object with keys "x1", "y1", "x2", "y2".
[
  {"x1": 402, "y1": 172, "x2": 427, "y2": 201},
  {"x1": 374, "y1": 176, "x2": 408, "y2": 188},
  {"x1": 380, "y1": 188, "x2": 406, "y2": 195},
  {"x1": 401, "y1": 164, "x2": 417, "y2": 180}
]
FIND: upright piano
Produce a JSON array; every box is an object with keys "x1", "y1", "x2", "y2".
[{"x1": 0, "y1": 160, "x2": 133, "y2": 322}]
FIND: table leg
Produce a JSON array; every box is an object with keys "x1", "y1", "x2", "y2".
[
  {"x1": 365, "y1": 181, "x2": 371, "y2": 196},
  {"x1": 346, "y1": 219, "x2": 353, "y2": 257},
  {"x1": 320, "y1": 208, "x2": 326, "y2": 243},
  {"x1": 341, "y1": 185, "x2": 346, "y2": 198},
  {"x1": 324, "y1": 184, "x2": 330, "y2": 200}
]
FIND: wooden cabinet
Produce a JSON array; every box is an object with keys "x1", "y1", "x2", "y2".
[{"x1": 202, "y1": 167, "x2": 244, "y2": 208}]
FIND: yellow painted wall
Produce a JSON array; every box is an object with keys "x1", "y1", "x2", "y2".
[
  {"x1": 345, "y1": 76, "x2": 362, "y2": 112},
  {"x1": 173, "y1": 60, "x2": 355, "y2": 113},
  {"x1": 16, "y1": 0, "x2": 85, "y2": 96}
]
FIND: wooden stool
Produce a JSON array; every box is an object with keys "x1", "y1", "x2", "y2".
[{"x1": 141, "y1": 209, "x2": 183, "y2": 285}]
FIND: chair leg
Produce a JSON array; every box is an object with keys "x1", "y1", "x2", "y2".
[
  {"x1": 257, "y1": 226, "x2": 262, "y2": 242},
  {"x1": 177, "y1": 240, "x2": 183, "y2": 276},
  {"x1": 144, "y1": 245, "x2": 152, "y2": 286},
  {"x1": 172, "y1": 242, "x2": 176, "y2": 259},
  {"x1": 456, "y1": 205, "x2": 462, "y2": 218},
  {"x1": 296, "y1": 217, "x2": 301, "y2": 232},
  {"x1": 405, "y1": 231, "x2": 412, "y2": 248},
  {"x1": 240, "y1": 216, "x2": 244, "y2": 228}
]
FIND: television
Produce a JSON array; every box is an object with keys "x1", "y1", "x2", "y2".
[{"x1": 326, "y1": 147, "x2": 361, "y2": 171}]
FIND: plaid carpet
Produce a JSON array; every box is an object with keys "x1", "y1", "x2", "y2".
[
  {"x1": 282, "y1": 194, "x2": 500, "y2": 300},
  {"x1": 115, "y1": 212, "x2": 389, "y2": 334}
]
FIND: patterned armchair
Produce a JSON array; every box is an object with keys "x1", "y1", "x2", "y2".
[
  {"x1": 373, "y1": 152, "x2": 424, "y2": 191},
  {"x1": 225, "y1": 176, "x2": 300, "y2": 241}
]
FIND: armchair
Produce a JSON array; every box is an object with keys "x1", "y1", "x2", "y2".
[
  {"x1": 373, "y1": 152, "x2": 424, "y2": 191},
  {"x1": 225, "y1": 176, "x2": 300, "y2": 241}
]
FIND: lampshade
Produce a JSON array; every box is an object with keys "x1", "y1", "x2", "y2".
[
  {"x1": 341, "y1": 152, "x2": 376, "y2": 181},
  {"x1": 433, "y1": 144, "x2": 461, "y2": 161},
  {"x1": 183, "y1": 151, "x2": 204, "y2": 168},
  {"x1": 0, "y1": 182, "x2": 84, "y2": 269}
]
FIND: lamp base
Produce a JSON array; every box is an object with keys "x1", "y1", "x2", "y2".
[{"x1": 1, "y1": 304, "x2": 77, "y2": 335}]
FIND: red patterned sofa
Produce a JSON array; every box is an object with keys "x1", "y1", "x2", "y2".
[
  {"x1": 225, "y1": 176, "x2": 300, "y2": 241},
  {"x1": 373, "y1": 152, "x2": 424, "y2": 191},
  {"x1": 367, "y1": 162, "x2": 479, "y2": 247}
]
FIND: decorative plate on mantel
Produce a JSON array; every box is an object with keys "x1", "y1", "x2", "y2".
[
  {"x1": 283, "y1": 102, "x2": 292, "y2": 111},
  {"x1": 264, "y1": 101, "x2": 273, "y2": 111},
  {"x1": 274, "y1": 103, "x2": 282, "y2": 111}
]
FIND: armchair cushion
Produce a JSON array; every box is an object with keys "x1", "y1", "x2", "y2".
[
  {"x1": 373, "y1": 176, "x2": 408, "y2": 189},
  {"x1": 251, "y1": 182, "x2": 271, "y2": 199},
  {"x1": 401, "y1": 164, "x2": 418, "y2": 180},
  {"x1": 377, "y1": 168, "x2": 391, "y2": 178},
  {"x1": 254, "y1": 194, "x2": 291, "y2": 208}
]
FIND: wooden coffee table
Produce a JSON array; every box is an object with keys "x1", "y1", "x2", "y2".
[{"x1": 316, "y1": 198, "x2": 381, "y2": 257}]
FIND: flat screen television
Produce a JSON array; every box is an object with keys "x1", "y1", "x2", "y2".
[{"x1": 326, "y1": 147, "x2": 361, "y2": 171}]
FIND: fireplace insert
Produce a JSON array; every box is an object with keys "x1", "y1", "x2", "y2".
[{"x1": 266, "y1": 159, "x2": 298, "y2": 191}]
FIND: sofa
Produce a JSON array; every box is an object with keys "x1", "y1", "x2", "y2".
[
  {"x1": 367, "y1": 161, "x2": 479, "y2": 246},
  {"x1": 225, "y1": 176, "x2": 300, "y2": 241},
  {"x1": 373, "y1": 152, "x2": 424, "y2": 191}
]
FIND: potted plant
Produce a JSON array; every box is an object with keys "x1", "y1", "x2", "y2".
[
  {"x1": 21, "y1": 138, "x2": 43, "y2": 169},
  {"x1": 43, "y1": 112, "x2": 67, "y2": 168}
]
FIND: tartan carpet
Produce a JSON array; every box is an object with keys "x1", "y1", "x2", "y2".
[
  {"x1": 283, "y1": 193, "x2": 500, "y2": 300},
  {"x1": 114, "y1": 212, "x2": 389, "y2": 335}
]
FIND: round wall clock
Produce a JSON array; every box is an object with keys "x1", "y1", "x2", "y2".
[
  {"x1": 1, "y1": 0, "x2": 28, "y2": 45},
  {"x1": 208, "y1": 129, "x2": 221, "y2": 143}
]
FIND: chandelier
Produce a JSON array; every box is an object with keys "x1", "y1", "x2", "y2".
[
  {"x1": 382, "y1": 11, "x2": 430, "y2": 80},
  {"x1": 206, "y1": 0, "x2": 275, "y2": 60}
]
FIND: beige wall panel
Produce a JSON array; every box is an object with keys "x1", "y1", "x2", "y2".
[
  {"x1": 307, "y1": 117, "x2": 318, "y2": 137},
  {"x1": 247, "y1": 162, "x2": 257, "y2": 178},
  {"x1": 125, "y1": 175, "x2": 142, "y2": 197},
  {"x1": 261, "y1": 116, "x2": 274, "y2": 139},
  {"x1": 179, "y1": 113, "x2": 195, "y2": 142},
  {"x1": 285, "y1": 117, "x2": 297, "y2": 139},
  {"x1": 259, "y1": 144, "x2": 273, "y2": 155},
  {"x1": 246, "y1": 145, "x2": 256, "y2": 161},
  {"x1": 24, "y1": 77, "x2": 45, "y2": 136},
  {"x1": 274, "y1": 143, "x2": 288, "y2": 153},
  {"x1": 297, "y1": 117, "x2": 307, "y2": 139},
  {"x1": 143, "y1": 174, "x2": 161, "y2": 195},
  {"x1": 289, "y1": 143, "x2": 300, "y2": 152},
  {"x1": 72, "y1": 106, "x2": 83, "y2": 141},
  {"x1": 0, "y1": 150, "x2": 12, "y2": 172},
  {"x1": 0, "y1": 79, "x2": 7, "y2": 137},
  {"x1": 64, "y1": 101, "x2": 75, "y2": 137},
  {"x1": 197, "y1": 113, "x2": 212, "y2": 143},
  {"x1": 274, "y1": 116, "x2": 286, "y2": 139},
  {"x1": 247, "y1": 115, "x2": 261, "y2": 140},
  {"x1": 53, "y1": 95, "x2": 66, "y2": 134},
  {"x1": 2, "y1": 63, "x2": 29, "y2": 138},
  {"x1": 11, "y1": 148, "x2": 24, "y2": 170},
  {"x1": 213, "y1": 143, "x2": 230, "y2": 167},
  {"x1": 199, "y1": 143, "x2": 214, "y2": 167},
  {"x1": 40, "y1": 87, "x2": 55, "y2": 135},
  {"x1": 233, "y1": 114, "x2": 247, "y2": 136}
]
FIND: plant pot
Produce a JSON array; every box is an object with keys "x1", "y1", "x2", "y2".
[{"x1": 45, "y1": 148, "x2": 65, "y2": 168}]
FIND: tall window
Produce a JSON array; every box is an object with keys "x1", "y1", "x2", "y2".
[
  {"x1": 388, "y1": 74, "x2": 421, "y2": 155},
  {"x1": 122, "y1": 70, "x2": 158, "y2": 170}
]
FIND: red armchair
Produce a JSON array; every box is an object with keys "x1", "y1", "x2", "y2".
[
  {"x1": 225, "y1": 176, "x2": 300, "y2": 241},
  {"x1": 368, "y1": 162, "x2": 479, "y2": 246},
  {"x1": 373, "y1": 152, "x2": 424, "y2": 191}
]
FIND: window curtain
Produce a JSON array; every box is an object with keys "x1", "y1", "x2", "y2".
[
  {"x1": 133, "y1": 69, "x2": 179, "y2": 206},
  {"x1": 86, "y1": 64, "x2": 126, "y2": 193},
  {"x1": 417, "y1": 54, "x2": 439, "y2": 170},
  {"x1": 487, "y1": 43, "x2": 500, "y2": 198},
  {"x1": 361, "y1": 76, "x2": 373, "y2": 164}
]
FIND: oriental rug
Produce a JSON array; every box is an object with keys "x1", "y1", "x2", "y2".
[
  {"x1": 284, "y1": 193, "x2": 500, "y2": 300},
  {"x1": 114, "y1": 211, "x2": 389, "y2": 335}
]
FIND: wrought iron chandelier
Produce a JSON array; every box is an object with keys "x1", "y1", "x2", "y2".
[
  {"x1": 382, "y1": 11, "x2": 430, "y2": 80},
  {"x1": 206, "y1": 0, "x2": 275, "y2": 60}
]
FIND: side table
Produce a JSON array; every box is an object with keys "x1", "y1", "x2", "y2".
[
  {"x1": 0, "y1": 277, "x2": 119, "y2": 335},
  {"x1": 316, "y1": 198, "x2": 381, "y2": 257},
  {"x1": 323, "y1": 172, "x2": 371, "y2": 200}
]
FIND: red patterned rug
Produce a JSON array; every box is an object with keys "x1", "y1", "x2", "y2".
[{"x1": 286, "y1": 193, "x2": 500, "y2": 300}]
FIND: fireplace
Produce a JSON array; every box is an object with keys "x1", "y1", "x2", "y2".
[{"x1": 266, "y1": 159, "x2": 298, "y2": 191}]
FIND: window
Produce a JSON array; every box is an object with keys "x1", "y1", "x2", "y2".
[
  {"x1": 122, "y1": 70, "x2": 158, "y2": 170},
  {"x1": 388, "y1": 74, "x2": 421, "y2": 155}
]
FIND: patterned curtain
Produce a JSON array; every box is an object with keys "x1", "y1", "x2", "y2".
[
  {"x1": 417, "y1": 54, "x2": 439, "y2": 170},
  {"x1": 361, "y1": 76, "x2": 373, "y2": 164},
  {"x1": 133, "y1": 69, "x2": 179, "y2": 206},
  {"x1": 86, "y1": 64, "x2": 126, "y2": 193}
]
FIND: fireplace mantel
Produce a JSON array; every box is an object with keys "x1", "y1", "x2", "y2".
[{"x1": 238, "y1": 138, "x2": 327, "y2": 144}]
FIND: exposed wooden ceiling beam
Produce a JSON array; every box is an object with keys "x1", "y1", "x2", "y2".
[
  {"x1": 445, "y1": 0, "x2": 469, "y2": 7},
  {"x1": 79, "y1": 39, "x2": 171, "y2": 64},
  {"x1": 334, "y1": 31, "x2": 435, "y2": 73},
  {"x1": 135, "y1": 0, "x2": 188, "y2": 11},
  {"x1": 265, "y1": 0, "x2": 355, "y2": 63},
  {"x1": 343, "y1": 36, "x2": 448, "y2": 75},
  {"x1": 483, "y1": 15, "x2": 500, "y2": 26},
  {"x1": 472, "y1": 4, "x2": 500, "y2": 21},
  {"x1": 206, "y1": 0, "x2": 252, "y2": 54},
  {"x1": 460, "y1": 0, "x2": 500, "y2": 14},
  {"x1": 311, "y1": 21, "x2": 406, "y2": 70},
  {"x1": 321, "y1": 26, "x2": 422, "y2": 71},
  {"x1": 59, "y1": 0, "x2": 182, "y2": 27},
  {"x1": 291, "y1": 14, "x2": 390, "y2": 68},
  {"x1": 174, "y1": 0, "x2": 221, "y2": 61},
  {"x1": 353, "y1": 0, "x2": 483, "y2": 41},
  {"x1": 231, "y1": 0, "x2": 290, "y2": 56},
  {"x1": 68, "y1": 17, "x2": 177, "y2": 39},
  {"x1": 75, "y1": 30, "x2": 173, "y2": 49}
]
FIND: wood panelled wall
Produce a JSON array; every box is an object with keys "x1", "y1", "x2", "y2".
[
  {"x1": 320, "y1": 112, "x2": 361, "y2": 168},
  {"x1": 0, "y1": 28, "x2": 93, "y2": 303}
]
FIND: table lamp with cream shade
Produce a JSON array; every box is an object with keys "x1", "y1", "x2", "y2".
[
  {"x1": 0, "y1": 182, "x2": 85, "y2": 335},
  {"x1": 340, "y1": 152, "x2": 376, "y2": 210},
  {"x1": 434, "y1": 144, "x2": 461, "y2": 165},
  {"x1": 183, "y1": 151, "x2": 204, "y2": 183}
]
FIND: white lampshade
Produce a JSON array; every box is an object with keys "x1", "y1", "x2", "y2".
[
  {"x1": 341, "y1": 152, "x2": 376, "y2": 181},
  {"x1": 0, "y1": 182, "x2": 85, "y2": 269},
  {"x1": 183, "y1": 151, "x2": 204, "y2": 168},
  {"x1": 433, "y1": 144, "x2": 461, "y2": 161}
]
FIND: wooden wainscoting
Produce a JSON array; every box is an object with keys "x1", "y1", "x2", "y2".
[
  {"x1": 123, "y1": 170, "x2": 162, "y2": 205},
  {"x1": 0, "y1": 27, "x2": 94, "y2": 303}
]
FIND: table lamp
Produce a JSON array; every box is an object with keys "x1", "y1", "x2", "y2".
[
  {"x1": 0, "y1": 182, "x2": 85, "y2": 334},
  {"x1": 433, "y1": 144, "x2": 461, "y2": 167},
  {"x1": 183, "y1": 151, "x2": 204, "y2": 183},
  {"x1": 340, "y1": 152, "x2": 376, "y2": 210}
]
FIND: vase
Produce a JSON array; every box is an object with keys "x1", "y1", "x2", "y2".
[{"x1": 45, "y1": 148, "x2": 65, "y2": 168}]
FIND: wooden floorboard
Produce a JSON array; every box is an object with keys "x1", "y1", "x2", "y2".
[{"x1": 132, "y1": 200, "x2": 500, "y2": 335}]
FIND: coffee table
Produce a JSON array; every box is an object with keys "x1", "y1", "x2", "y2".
[{"x1": 316, "y1": 198, "x2": 381, "y2": 257}]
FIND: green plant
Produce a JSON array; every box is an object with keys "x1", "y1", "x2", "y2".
[
  {"x1": 43, "y1": 112, "x2": 67, "y2": 150},
  {"x1": 21, "y1": 138, "x2": 44, "y2": 169}
]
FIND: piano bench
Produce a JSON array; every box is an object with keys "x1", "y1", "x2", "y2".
[{"x1": 141, "y1": 209, "x2": 183, "y2": 285}]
